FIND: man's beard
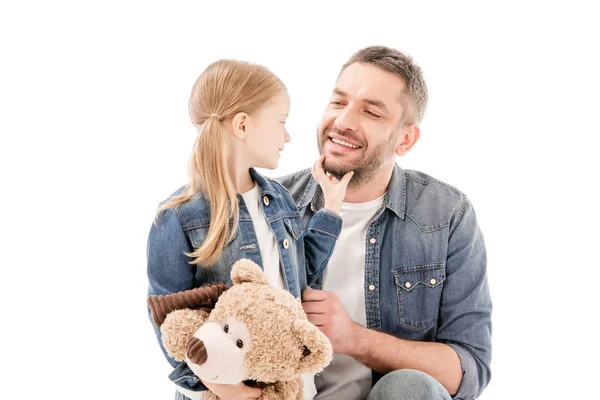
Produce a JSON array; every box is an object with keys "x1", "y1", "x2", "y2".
[{"x1": 317, "y1": 126, "x2": 399, "y2": 187}]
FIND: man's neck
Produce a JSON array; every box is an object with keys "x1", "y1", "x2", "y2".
[{"x1": 343, "y1": 162, "x2": 395, "y2": 203}]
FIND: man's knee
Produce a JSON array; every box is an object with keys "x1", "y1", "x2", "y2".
[{"x1": 366, "y1": 369, "x2": 451, "y2": 400}]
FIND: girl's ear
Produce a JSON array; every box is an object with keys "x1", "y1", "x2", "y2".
[{"x1": 231, "y1": 112, "x2": 249, "y2": 140}]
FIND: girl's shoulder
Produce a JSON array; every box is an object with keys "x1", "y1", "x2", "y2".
[{"x1": 157, "y1": 186, "x2": 211, "y2": 229}]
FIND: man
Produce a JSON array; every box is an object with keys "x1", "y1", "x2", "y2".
[{"x1": 278, "y1": 45, "x2": 492, "y2": 400}]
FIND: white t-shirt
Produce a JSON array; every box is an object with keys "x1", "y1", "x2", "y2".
[
  {"x1": 315, "y1": 194, "x2": 385, "y2": 400},
  {"x1": 241, "y1": 185, "x2": 284, "y2": 289},
  {"x1": 241, "y1": 185, "x2": 317, "y2": 400}
]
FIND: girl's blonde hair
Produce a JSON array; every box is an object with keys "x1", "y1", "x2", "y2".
[{"x1": 157, "y1": 59, "x2": 285, "y2": 266}]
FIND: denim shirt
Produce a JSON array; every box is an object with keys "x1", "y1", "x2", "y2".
[
  {"x1": 147, "y1": 168, "x2": 342, "y2": 393},
  {"x1": 277, "y1": 164, "x2": 492, "y2": 400}
]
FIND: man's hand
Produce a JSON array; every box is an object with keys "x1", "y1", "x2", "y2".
[
  {"x1": 200, "y1": 381, "x2": 262, "y2": 400},
  {"x1": 301, "y1": 288, "x2": 358, "y2": 355},
  {"x1": 312, "y1": 155, "x2": 353, "y2": 214}
]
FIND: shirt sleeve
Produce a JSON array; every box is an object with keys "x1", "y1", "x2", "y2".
[
  {"x1": 146, "y1": 206, "x2": 208, "y2": 392},
  {"x1": 303, "y1": 208, "x2": 342, "y2": 285},
  {"x1": 437, "y1": 199, "x2": 492, "y2": 400}
]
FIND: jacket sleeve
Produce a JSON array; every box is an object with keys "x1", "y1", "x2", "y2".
[
  {"x1": 146, "y1": 207, "x2": 207, "y2": 393},
  {"x1": 303, "y1": 208, "x2": 342, "y2": 284},
  {"x1": 437, "y1": 198, "x2": 492, "y2": 400}
]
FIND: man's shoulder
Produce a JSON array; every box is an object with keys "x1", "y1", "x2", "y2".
[
  {"x1": 402, "y1": 169, "x2": 469, "y2": 223},
  {"x1": 404, "y1": 170, "x2": 465, "y2": 199},
  {"x1": 274, "y1": 168, "x2": 313, "y2": 205}
]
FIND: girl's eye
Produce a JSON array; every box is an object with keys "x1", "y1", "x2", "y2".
[{"x1": 223, "y1": 324, "x2": 229, "y2": 333}]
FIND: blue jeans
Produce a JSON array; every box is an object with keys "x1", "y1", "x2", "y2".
[
  {"x1": 367, "y1": 370, "x2": 452, "y2": 400},
  {"x1": 174, "y1": 370, "x2": 451, "y2": 400}
]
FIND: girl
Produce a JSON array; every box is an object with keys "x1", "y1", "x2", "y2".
[{"x1": 147, "y1": 59, "x2": 353, "y2": 400}]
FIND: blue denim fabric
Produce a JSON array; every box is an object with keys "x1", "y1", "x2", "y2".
[
  {"x1": 367, "y1": 369, "x2": 452, "y2": 400},
  {"x1": 277, "y1": 164, "x2": 492, "y2": 400},
  {"x1": 147, "y1": 168, "x2": 341, "y2": 394}
]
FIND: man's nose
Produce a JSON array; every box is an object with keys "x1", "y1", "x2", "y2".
[
  {"x1": 335, "y1": 107, "x2": 358, "y2": 133},
  {"x1": 187, "y1": 337, "x2": 207, "y2": 365}
]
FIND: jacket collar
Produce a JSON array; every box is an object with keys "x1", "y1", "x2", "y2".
[{"x1": 301, "y1": 163, "x2": 406, "y2": 219}]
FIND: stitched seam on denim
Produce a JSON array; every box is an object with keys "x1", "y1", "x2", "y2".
[
  {"x1": 449, "y1": 196, "x2": 468, "y2": 236},
  {"x1": 405, "y1": 172, "x2": 463, "y2": 196},
  {"x1": 438, "y1": 384, "x2": 450, "y2": 400},
  {"x1": 393, "y1": 263, "x2": 445, "y2": 272},
  {"x1": 399, "y1": 168, "x2": 407, "y2": 218},
  {"x1": 405, "y1": 212, "x2": 450, "y2": 233},
  {"x1": 183, "y1": 221, "x2": 210, "y2": 231},
  {"x1": 317, "y1": 208, "x2": 342, "y2": 220},
  {"x1": 393, "y1": 276, "x2": 445, "y2": 291},
  {"x1": 307, "y1": 227, "x2": 339, "y2": 238},
  {"x1": 267, "y1": 213, "x2": 301, "y2": 226},
  {"x1": 288, "y1": 169, "x2": 313, "y2": 207},
  {"x1": 173, "y1": 205, "x2": 184, "y2": 225},
  {"x1": 284, "y1": 218, "x2": 303, "y2": 240},
  {"x1": 266, "y1": 177, "x2": 294, "y2": 200}
]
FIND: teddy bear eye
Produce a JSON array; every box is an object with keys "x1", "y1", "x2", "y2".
[
  {"x1": 223, "y1": 324, "x2": 229, "y2": 333},
  {"x1": 236, "y1": 339, "x2": 244, "y2": 349}
]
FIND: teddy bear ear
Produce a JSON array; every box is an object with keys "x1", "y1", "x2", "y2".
[
  {"x1": 231, "y1": 258, "x2": 269, "y2": 285},
  {"x1": 161, "y1": 309, "x2": 210, "y2": 362},
  {"x1": 292, "y1": 319, "x2": 333, "y2": 374}
]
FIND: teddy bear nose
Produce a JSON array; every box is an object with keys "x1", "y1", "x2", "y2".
[{"x1": 187, "y1": 337, "x2": 208, "y2": 365}]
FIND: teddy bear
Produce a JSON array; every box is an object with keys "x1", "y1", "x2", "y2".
[{"x1": 147, "y1": 258, "x2": 333, "y2": 400}]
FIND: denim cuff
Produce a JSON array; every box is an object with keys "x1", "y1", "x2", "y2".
[
  {"x1": 168, "y1": 361, "x2": 207, "y2": 392},
  {"x1": 308, "y1": 209, "x2": 342, "y2": 238},
  {"x1": 445, "y1": 343, "x2": 478, "y2": 400}
]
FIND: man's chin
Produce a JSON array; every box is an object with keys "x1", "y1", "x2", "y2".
[{"x1": 323, "y1": 161, "x2": 354, "y2": 180}]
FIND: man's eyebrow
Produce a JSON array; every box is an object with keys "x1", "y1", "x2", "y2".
[
  {"x1": 333, "y1": 88, "x2": 348, "y2": 97},
  {"x1": 333, "y1": 88, "x2": 388, "y2": 113},
  {"x1": 363, "y1": 98, "x2": 388, "y2": 113}
]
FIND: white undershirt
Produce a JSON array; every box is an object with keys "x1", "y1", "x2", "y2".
[
  {"x1": 241, "y1": 185, "x2": 316, "y2": 399},
  {"x1": 241, "y1": 185, "x2": 285, "y2": 289},
  {"x1": 315, "y1": 194, "x2": 385, "y2": 400}
]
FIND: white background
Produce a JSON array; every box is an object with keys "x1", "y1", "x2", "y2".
[{"x1": 1, "y1": 1, "x2": 598, "y2": 399}]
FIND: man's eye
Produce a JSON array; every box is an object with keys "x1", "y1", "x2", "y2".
[
  {"x1": 365, "y1": 110, "x2": 381, "y2": 118},
  {"x1": 330, "y1": 101, "x2": 343, "y2": 106}
]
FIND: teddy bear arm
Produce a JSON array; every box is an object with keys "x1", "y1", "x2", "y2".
[{"x1": 261, "y1": 378, "x2": 303, "y2": 400}]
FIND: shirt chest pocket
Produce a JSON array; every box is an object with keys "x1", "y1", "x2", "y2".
[{"x1": 393, "y1": 264, "x2": 446, "y2": 332}]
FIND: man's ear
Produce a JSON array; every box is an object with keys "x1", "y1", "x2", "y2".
[
  {"x1": 231, "y1": 112, "x2": 249, "y2": 140},
  {"x1": 395, "y1": 123, "x2": 420, "y2": 156}
]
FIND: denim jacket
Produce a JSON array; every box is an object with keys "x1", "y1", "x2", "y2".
[
  {"x1": 277, "y1": 164, "x2": 492, "y2": 400},
  {"x1": 147, "y1": 168, "x2": 342, "y2": 393}
]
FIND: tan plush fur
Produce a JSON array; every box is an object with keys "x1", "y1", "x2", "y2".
[
  {"x1": 161, "y1": 309, "x2": 210, "y2": 362},
  {"x1": 157, "y1": 259, "x2": 333, "y2": 400}
]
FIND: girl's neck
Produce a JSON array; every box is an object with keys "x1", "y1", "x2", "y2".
[
  {"x1": 236, "y1": 170, "x2": 254, "y2": 193},
  {"x1": 229, "y1": 149, "x2": 254, "y2": 193}
]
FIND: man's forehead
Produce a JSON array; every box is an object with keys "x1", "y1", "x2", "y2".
[{"x1": 335, "y1": 62, "x2": 406, "y2": 106}]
